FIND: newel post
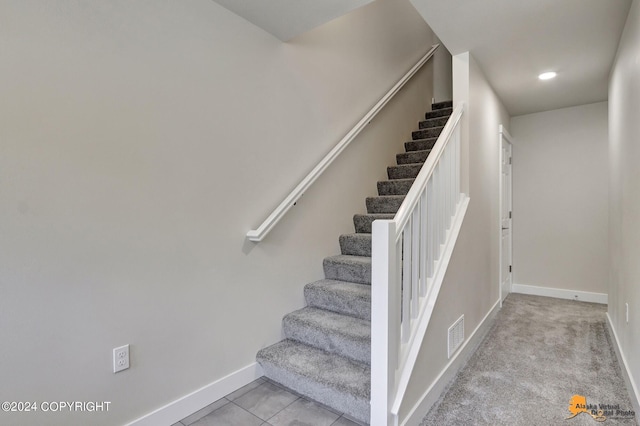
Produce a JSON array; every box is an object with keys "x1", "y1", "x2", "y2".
[{"x1": 371, "y1": 219, "x2": 398, "y2": 426}]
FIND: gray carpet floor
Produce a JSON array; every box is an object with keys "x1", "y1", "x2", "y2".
[{"x1": 420, "y1": 294, "x2": 638, "y2": 425}]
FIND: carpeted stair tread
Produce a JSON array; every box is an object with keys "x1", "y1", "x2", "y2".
[
  {"x1": 366, "y1": 195, "x2": 405, "y2": 214},
  {"x1": 419, "y1": 116, "x2": 449, "y2": 129},
  {"x1": 425, "y1": 107, "x2": 453, "y2": 119},
  {"x1": 405, "y1": 138, "x2": 438, "y2": 152},
  {"x1": 432, "y1": 100, "x2": 453, "y2": 109},
  {"x1": 256, "y1": 339, "x2": 370, "y2": 423},
  {"x1": 377, "y1": 179, "x2": 414, "y2": 196},
  {"x1": 304, "y1": 279, "x2": 371, "y2": 320},
  {"x1": 353, "y1": 213, "x2": 394, "y2": 233},
  {"x1": 283, "y1": 307, "x2": 371, "y2": 365},
  {"x1": 387, "y1": 163, "x2": 423, "y2": 180},
  {"x1": 397, "y1": 150, "x2": 431, "y2": 165},
  {"x1": 339, "y1": 233, "x2": 371, "y2": 257},
  {"x1": 412, "y1": 127, "x2": 444, "y2": 140},
  {"x1": 323, "y1": 255, "x2": 371, "y2": 285}
]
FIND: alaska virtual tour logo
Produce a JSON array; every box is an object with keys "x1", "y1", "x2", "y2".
[{"x1": 566, "y1": 395, "x2": 636, "y2": 422}]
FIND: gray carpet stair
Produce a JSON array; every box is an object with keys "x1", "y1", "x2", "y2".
[
  {"x1": 256, "y1": 101, "x2": 453, "y2": 424},
  {"x1": 304, "y1": 280, "x2": 371, "y2": 320},
  {"x1": 419, "y1": 116, "x2": 449, "y2": 129},
  {"x1": 256, "y1": 340, "x2": 371, "y2": 423},
  {"x1": 397, "y1": 149, "x2": 431, "y2": 164},
  {"x1": 412, "y1": 127, "x2": 443, "y2": 140},
  {"x1": 425, "y1": 107, "x2": 453, "y2": 119},
  {"x1": 377, "y1": 179, "x2": 414, "y2": 196},
  {"x1": 366, "y1": 195, "x2": 405, "y2": 213},
  {"x1": 432, "y1": 100, "x2": 453, "y2": 110},
  {"x1": 405, "y1": 137, "x2": 437, "y2": 152},
  {"x1": 353, "y1": 213, "x2": 394, "y2": 233},
  {"x1": 283, "y1": 307, "x2": 371, "y2": 365},
  {"x1": 339, "y1": 233, "x2": 371, "y2": 257},
  {"x1": 387, "y1": 163, "x2": 423, "y2": 180},
  {"x1": 323, "y1": 255, "x2": 372, "y2": 285}
]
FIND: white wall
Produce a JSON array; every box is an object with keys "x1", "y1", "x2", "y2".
[
  {"x1": 432, "y1": 39, "x2": 453, "y2": 103},
  {"x1": 0, "y1": 1, "x2": 439, "y2": 424},
  {"x1": 608, "y1": 0, "x2": 640, "y2": 410},
  {"x1": 399, "y1": 53, "x2": 509, "y2": 422},
  {"x1": 510, "y1": 102, "x2": 609, "y2": 297}
]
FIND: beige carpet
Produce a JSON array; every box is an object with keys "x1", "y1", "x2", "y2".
[{"x1": 420, "y1": 294, "x2": 638, "y2": 425}]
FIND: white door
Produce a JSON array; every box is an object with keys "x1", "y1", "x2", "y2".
[{"x1": 499, "y1": 126, "x2": 513, "y2": 303}]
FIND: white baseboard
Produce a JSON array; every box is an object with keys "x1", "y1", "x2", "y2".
[
  {"x1": 512, "y1": 283, "x2": 608, "y2": 305},
  {"x1": 606, "y1": 313, "x2": 640, "y2": 421},
  {"x1": 125, "y1": 362, "x2": 263, "y2": 426},
  {"x1": 401, "y1": 299, "x2": 501, "y2": 426}
]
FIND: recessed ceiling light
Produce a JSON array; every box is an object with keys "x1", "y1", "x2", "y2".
[{"x1": 538, "y1": 71, "x2": 557, "y2": 80}]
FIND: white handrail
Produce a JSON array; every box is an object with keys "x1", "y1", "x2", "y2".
[
  {"x1": 371, "y1": 103, "x2": 470, "y2": 425},
  {"x1": 246, "y1": 44, "x2": 441, "y2": 242}
]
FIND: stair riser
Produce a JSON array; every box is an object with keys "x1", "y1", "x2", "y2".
[
  {"x1": 304, "y1": 281, "x2": 371, "y2": 321},
  {"x1": 323, "y1": 259, "x2": 371, "y2": 285},
  {"x1": 377, "y1": 179, "x2": 414, "y2": 196},
  {"x1": 339, "y1": 234, "x2": 371, "y2": 257},
  {"x1": 419, "y1": 116, "x2": 449, "y2": 129},
  {"x1": 366, "y1": 196, "x2": 404, "y2": 214},
  {"x1": 282, "y1": 316, "x2": 370, "y2": 365},
  {"x1": 405, "y1": 138, "x2": 437, "y2": 152},
  {"x1": 387, "y1": 164, "x2": 422, "y2": 180},
  {"x1": 353, "y1": 214, "x2": 394, "y2": 233},
  {"x1": 425, "y1": 107, "x2": 453, "y2": 119},
  {"x1": 412, "y1": 127, "x2": 443, "y2": 140},
  {"x1": 432, "y1": 100, "x2": 453, "y2": 110},
  {"x1": 397, "y1": 150, "x2": 430, "y2": 165}
]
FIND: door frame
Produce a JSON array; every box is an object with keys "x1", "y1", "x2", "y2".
[{"x1": 498, "y1": 125, "x2": 514, "y2": 306}]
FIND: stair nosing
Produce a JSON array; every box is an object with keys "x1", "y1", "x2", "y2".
[
  {"x1": 388, "y1": 163, "x2": 424, "y2": 169},
  {"x1": 407, "y1": 137, "x2": 438, "y2": 143}
]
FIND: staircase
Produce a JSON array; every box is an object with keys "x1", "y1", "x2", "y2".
[{"x1": 256, "y1": 100, "x2": 454, "y2": 424}]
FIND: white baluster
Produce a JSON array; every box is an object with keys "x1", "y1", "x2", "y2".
[
  {"x1": 411, "y1": 207, "x2": 420, "y2": 317},
  {"x1": 434, "y1": 165, "x2": 442, "y2": 261},
  {"x1": 427, "y1": 178, "x2": 434, "y2": 280},
  {"x1": 445, "y1": 146, "x2": 450, "y2": 232},
  {"x1": 420, "y1": 190, "x2": 428, "y2": 297},
  {"x1": 455, "y1": 125, "x2": 461, "y2": 202},
  {"x1": 402, "y1": 223, "x2": 412, "y2": 343},
  {"x1": 438, "y1": 161, "x2": 445, "y2": 247},
  {"x1": 450, "y1": 141, "x2": 454, "y2": 219}
]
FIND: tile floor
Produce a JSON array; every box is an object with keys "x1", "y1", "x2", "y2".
[{"x1": 171, "y1": 377, "x2": 365, "y2": 426}]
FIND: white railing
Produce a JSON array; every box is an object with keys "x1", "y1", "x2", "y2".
[
  {"x1": 246, "y1": 44, "x2": 441, "y2": 242},
  {"x1": 371, "y1": 103, "x2": 470, "y2": 425}
]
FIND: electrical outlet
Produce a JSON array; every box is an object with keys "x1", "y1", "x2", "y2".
[
  {"x1": 113, "y1": 345, "x2": 130, "y2": 373},
  {"x1": 626, "y1": 303, "x2": 629, "y2": 324}
]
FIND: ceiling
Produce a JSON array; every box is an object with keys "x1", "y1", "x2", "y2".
[
  {"x1": 410, "y1": 0, "x2": 632, "y2": 116},
  {"x1": 211, "y1": 0, "x2": 373, "y2": 42},
  {"x1": 212, "y1": 0, "x2": 632, "y2": 116}
]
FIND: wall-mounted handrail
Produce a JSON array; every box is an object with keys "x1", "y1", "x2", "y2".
[
  {"x1": 371, "y1": 103, "x2": 470, "y2": 425},
  {"x1": 246, "y1": 44, "x2": 440, "y2": 242}
]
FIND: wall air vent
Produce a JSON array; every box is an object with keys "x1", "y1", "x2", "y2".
[{"x1": 448, "y1": 315, "x2": 465, "y2": 359}]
